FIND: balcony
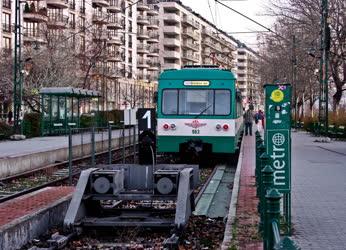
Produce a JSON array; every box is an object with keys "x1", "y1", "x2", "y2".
[
  {"x1": 23, "y1": 28, "x2": 46, "y2": 44},
  {"x1": 107, "y1": 35, "x2": 122, "y2": 45},
  {"x1": 182, "y1": 52, "x2": 199, "y2": 62},
  {"x1": 92, "y1": 29, "x2": 108, "y2": 41},
  {"x1": 23, "y1": 7, "x2": 48, "y2": 23},
  {"x1": 164, "y1": 50, "x2": 180, "y2": 59},
  {"x1": 203, "y1": 39, "x2": 214, "y2": 48},
  {"x1": 47, "y1": 14, "x2": 69, "y2": 28},
  {"x1": 92, "y1": 0, "x2": 109, "y2": 7},
  {"x1": 137, "y1": 16, "x2": 149, "y2": 25},
  {"x1": 163, "y1": 13, "x2": 180, "y2": 23},
  {"x1": 148, "y1": 47, "x2": 159, "y2": 57},
  {"x1": 163, "y1": 38, "x2": 180, "y2": 47},
  {"x1": 108, "y1": 52, "x2": 124, "y2": 62},
  {"x1": 2, "y1": 23, "x2": 11, "y2": 33},
  {"x1": 137, "y1": 44, "x2": 150, "y2": 54},
  {"x1": 148, "y1": 61, "x2": 160, "y2": 71},
  {"x1": 137, "y1": 58, "x2": 149, "y2": 68},
  {"x1": 147, "y1": 32, "x2": 159, "y2": 43},
  {"x1": 237, "y1": 62, "x2": 247, "y2": 67},
  {"x1": 182, "y1": 16, "x2": 199, "y2": 29},
  {"x1": 137, "y1": 30, "x2": 149, "y2": 40},
  {"x1": 108, "y1": 0, "x2": 121, "y2": 12},
  {"x1": 137, "y1": 2, "x2": 149, "y2": 11},
  {"x1": 182, "y1": 41, "x2": 199, "y2": 51},
  {"x1": 147, "y1": 5, "x2": 159, "y2": 16},
  {"x1": 92, "y1": 13, "x2": 109, "y2": 24},
  {"x1": 147, "y1": 18, "x2": 159, "y2": 29},
  {"x1": 163, "y1": 26, "x2": 180, "y2": 35},
  {"x1": 46, "y1": 0, "x2": 68, "y2": 9},
  {"x1": 163, "y1": 63, "x2": 180, "y2": 70},
  {"x1": 107, "y1": 18, "x2": 124, "y2": 29},
  {"x1": 182, "y1": 29, "x2": 199, "y2": 40}
]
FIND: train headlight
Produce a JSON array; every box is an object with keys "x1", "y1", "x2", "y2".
[
  {"x1": 170, "y1": 123, "x2": 176, "y2": 130},
  {"x1": 163, "y1": 123, "x2": 170, "y2": 130},
  {"x1": 216, "y1": 124, "x2": 222, "y2": 130},
  {"x1": 223, "y1": 124, "x2": 229, "y2": 130}
]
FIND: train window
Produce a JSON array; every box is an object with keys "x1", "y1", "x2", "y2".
[
  {"x1": 178, "y1": 90, "x2": 213, "y2": 115},
  {"x1": 162, "y1": 89, "x2": 178, "y2": 114},
  {"x1": 215, "y1": 90, "x2": 231, "y2": 115}
]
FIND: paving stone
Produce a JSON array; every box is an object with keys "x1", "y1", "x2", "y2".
[
  {"x1": 291, "y1": 132, "x2": 346, "y2": 250},
  {"x1": 0, "y1": 186, "x2": 74, "y2": 228}
]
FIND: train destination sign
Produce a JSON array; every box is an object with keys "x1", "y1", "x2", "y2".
[{"x1": 183, "y1": 80, "x2": 210, "y2": 86}]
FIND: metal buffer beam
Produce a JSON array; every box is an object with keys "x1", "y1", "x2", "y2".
[{"x1": 64, "y1": 164, "x2": 199, "y2": 232}]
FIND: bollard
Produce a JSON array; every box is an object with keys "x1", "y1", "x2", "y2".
[
  {"x1": 265, "y1": 188, "x2": 282, "y2": 250},
  {"x1": 257, "y1": 150, "x2": 269, "y2": 197},
  {"x1": 68, "y1": 127, "x2": 72, "y2": 185},
  {"x1": 91, "y1": 127, "x2": 95, "y2": 167},
  {"x1": 108, "y1": 124, "x2": 112, "y2": 164},
  {"x1": 260, "y1": 165, "x2": 274, "y2": 234},
  {"x1": 255, "y1": 141, "x2": 265, "y2": 186},
  {"x1": 257, "y1": 151, "x2": 270, "y2": 216}
]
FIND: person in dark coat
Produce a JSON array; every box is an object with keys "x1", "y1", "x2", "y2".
[
  {"x1": 243, "y1": 109, "x2": 253, "y2": 136},
  {"x1": 7, "y1": 110, "x2": 13, "y2": 124}
]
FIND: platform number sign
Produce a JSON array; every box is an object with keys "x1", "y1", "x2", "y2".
[{"x1": 137, "y1": 108, "x2": 156, "y2": 133}]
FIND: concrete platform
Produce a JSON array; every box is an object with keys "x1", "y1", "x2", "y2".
[
  {"x1": 0, "y1": 129, "x2": 133, "y2": 178},
  {"x1": 0, "y1": 186, "x2": 74, "y2": 250}
]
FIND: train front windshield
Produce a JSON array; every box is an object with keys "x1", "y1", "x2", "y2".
[{"x1": 162, "y1": 89, "x2": 231, "y2": 116}]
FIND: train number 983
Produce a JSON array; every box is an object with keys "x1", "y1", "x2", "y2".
[{"x1": 192, "y1": 129, "x2": 200, "y2": 134}]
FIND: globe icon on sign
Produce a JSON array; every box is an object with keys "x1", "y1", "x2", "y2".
[{"x1": 272, "y1": 133, "x2": 285, "y2": 146}]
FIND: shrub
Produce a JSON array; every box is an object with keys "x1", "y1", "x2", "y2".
[
  {"x1": 0, "y1": 122, "x2": 13, "y2": 139},
  {"x1": 80, "y1": 113, "x2": 96, "y2": 128},
  {"x1": 23, "y1": 113, "x2": 40, "y2": 138}
]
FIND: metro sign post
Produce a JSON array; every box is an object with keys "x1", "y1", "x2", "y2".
[
  {"x1": 264, "y1": 84, "x2": 291, "y2": 192},
  {"x1": 264, "y1": 83, "x2": 292, "y2": 234}
]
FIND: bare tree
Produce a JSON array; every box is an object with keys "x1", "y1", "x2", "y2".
[{"x1": 258, "y1": 0, "x2": 345, "y2": 113}]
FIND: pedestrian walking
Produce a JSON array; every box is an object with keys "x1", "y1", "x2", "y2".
[
  {"x1": 243, "y1": 109, "x2": 253, "y2": 136},
  {"x1": 7, "y1": 110, "x2": 13, "y2": 125},
  {"x1": 254, "y1": 111, "x2": 260, "y2": 132},
  {"x1": 259, "y1": 110, "x2": 265, "y2": 130}
]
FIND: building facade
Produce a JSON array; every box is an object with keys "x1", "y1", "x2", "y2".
[
  {"x1": 158, "y1": 0, "x2": 238, "y2": 71},
  {"x1": 236, "y1": 45, "x2": 262, "y2": 110},
  {"x1": 0, "y1": 0, "x2": 159, "y2": 112},
  {"x1": 1, "y1": 0, "x2": 262, "y2": 114}
]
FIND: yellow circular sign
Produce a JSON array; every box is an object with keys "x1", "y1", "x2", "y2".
[{"x1": 271, "y1": 89, "x2": 284, "y2": 102}]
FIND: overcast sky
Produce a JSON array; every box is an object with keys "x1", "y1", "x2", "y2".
[{"x1": 180, "y1": 0, "x2": 276, "y2": 49}]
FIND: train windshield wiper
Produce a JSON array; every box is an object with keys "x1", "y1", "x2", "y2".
[{"x1": 194, "y1": 104, "x2": 212, "y2": 119}]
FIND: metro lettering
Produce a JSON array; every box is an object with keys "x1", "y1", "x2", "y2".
[{"x1": 273, "y1": 170, "x2": 285, "y2": 185}]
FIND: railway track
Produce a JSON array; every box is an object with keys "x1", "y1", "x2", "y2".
[
  {"x1": 22, "y1": 161, "x2": 237, "y2": 250},
  {"x1": 0, "y1": 144, "x2": 137, "y2": 203}
]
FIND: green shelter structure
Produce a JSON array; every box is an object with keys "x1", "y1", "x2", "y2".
[{"x1": 40, "y1": 87, "x2": 101, "y2": 135}]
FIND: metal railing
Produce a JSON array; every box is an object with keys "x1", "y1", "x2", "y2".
[
  {"x1": 255, "y1": 131, "x2": 300, "y2": 250},
  {"x1": 68, "y1": 125, "x2": 137, "y2": 184}
]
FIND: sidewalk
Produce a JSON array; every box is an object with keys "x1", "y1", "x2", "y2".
[
  {"x1": 233, "y1": 134, "x2": 262, "y2": 249},
  {"x1": 292, "y1": 131, "x2": 346, "y2": 249}
]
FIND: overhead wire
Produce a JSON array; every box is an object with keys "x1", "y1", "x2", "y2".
[
  {"x1": 214, "y1": 0, "x2": 288, "y2": 42},
  {"x1": 207, "y1": 0, "x2": 216, "y2": 25}
]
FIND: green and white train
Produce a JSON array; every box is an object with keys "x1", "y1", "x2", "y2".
[{"x1": 156, "y1": 65, "x2": 244, "y2": 161}]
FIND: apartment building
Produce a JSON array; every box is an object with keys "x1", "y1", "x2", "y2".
[
  {"x1": 0, "y1": 0, "x2": 159, "y2": 111},
  {"x1": 236, "y1": 45, "x2": 261, "y2": 110},
  {"x1": 158, "y1": 0, "x2": 238, "y2": 71}
]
